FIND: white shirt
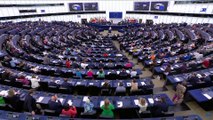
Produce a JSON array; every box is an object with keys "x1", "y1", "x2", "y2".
[
  {"x1": 81, "y1": 63, "x2": 88, "y2": 69},
  {"x1": 130, "y1": 71, "x2": 137, "y2": 77},
  {"x1": 137, "y1": 103, "x2": 148, "y2": 113},
  {"x1": 30, "y1": 78, "x2": 40, "y2": 88}
]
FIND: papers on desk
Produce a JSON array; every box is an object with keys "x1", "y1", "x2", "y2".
[
  {"x1": 148, "y1": 98, "x2": 154, "y2": 104},
  {"x1": 160, "y1": 67, "x2": 165, "y2": 71},
  {"x1": 76, "y1": 82, "x2": 81, "y2": 85},
  {"x1": 127, "y1": 82, "x2": 131, "y2": 87},
  {"x1": 157, "y1": 60, "x2": 161, "y2": 64},
  {"x1": 117, "y1": 101, "x2": 123, "y2": 108},
  {"x1": 117, "y1": 71, "x2": 120, "y2": 74},
  {"x1": 134, "y1": 99, "x2": 139, "y2": 105},
  {"x1": 26, "y1": 75, "x2": 32, "y2": 79},
  {"x1": 89, "y1": 83, "x2": 94, "y2": 86},
  {"x1": 175, "y1": 77, "x2": 181, "y2": 82},
  {"x1": 67, "y1": 100, "x2": 73, "y2": 106},
  {"x1": 58, "y1": 98, "x2": 64, "y2": 103},
  {"x1": 197, "y1": 74, "x2": 202, "y2": 78},
  {"x1": 36, "y1": 97, "x2": 44, "y2": 102},
  {"x1": 107, "y1": 72, "x2": 111, "y2": 74},
  {"x1": 126, "y1": 70, "x2": 130, "y2": 74},
  {"x1": 101, "y1": 82, "x2": 105, "y2": 86},
  {"x1": 100, "y1": 101, "x2": 104, "y2": 107},
  {"x1": 83, "y1": 96, "x2": 89, "y2": 102},
  {"x1": 203, "y1": 93, "x2": 212, "y2": 100},
  {"x1": 141, "y1": 82, "x2": 146, "y2": 86},
  {"x1": 175, "y1": 65, "x2": 179, "y2": 68},
  {"x1": 0, "y1": 90, "x2": 8, "y2": 97}
]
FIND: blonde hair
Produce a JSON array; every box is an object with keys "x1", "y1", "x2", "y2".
[{"x1": 8, "y1": 88, "x2": 15, "y2": 97}]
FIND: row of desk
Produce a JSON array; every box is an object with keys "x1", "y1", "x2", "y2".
[
  {"x1": 0, "y1": 84, "x2": 173, "y2": 109},
  {"x1": 188, "y1": 86, "x2": 213, "y2": 111},
  {"x1": 166, "y1": 67, "x2": 213, "y2": 85},
  {"x1": 0, "y1": 110, "x2": 202, "y2": 120}
]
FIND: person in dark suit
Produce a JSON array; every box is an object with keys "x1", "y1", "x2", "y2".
[
  {"x1": 24, "y1": 89, "x2": 41, "y2": 115},
  {"x1": 188, "y1": 73, "x2": 200, "y2": 86},
  {"x1": 61, "y1": 78, "x2": 72, "y2": 92},
  {"x1": 48, "y1": 94, "x2": 63, "y2": 116},
  {"x1": 6, "y1": 88, "x2": 21, "y2": 111},
  {"x1": 151, "y1": 97, "x2": 168, "y2": 117}
]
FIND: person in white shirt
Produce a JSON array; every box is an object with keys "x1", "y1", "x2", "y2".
[
  {"x1": 130, "y1": 69, "x2": 137, "y2": 78},
  {"x1": 81, "y1": 61, "x2": 88, "y2": 69},
  {"x1": 137, "y1": 98, "x2": 148, "y2": 113},
  {"x1": 30, "y1": 75, "x2": 40, "y2": 89}
]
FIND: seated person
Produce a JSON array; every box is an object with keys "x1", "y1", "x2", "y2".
[
  {"x1": 82, "y1": 98, "x2": 96, "y2": 115},
  {"x1": 119, "y1": 68, "x2": 128, "y2": 77},
  {"x1": 6, "y1": 88, "x2": 21, "y2": 111},
  {"x1": 30, "y1": 75, "x2": 40, "y2": 89},
  {"x1": 107, "y1": 61, "x2": 114, "y2": 68},
  {"x1": 202, "y1": 58, "x2": 210, "y2": 68},
  {"x1": 65, "y1": 59, "x2": 71, "y2": 68},
  {"x1": 130, "y1": 79, "x2": 138, "y2": 92},
  {"x1": 98, "y1": 61, "x2": 105, "y2": 69},
  {"x1": 150, "y1": 97, "x2": 169, "y2": 117},
  {"x1": 137, "y1": 98, "x2": 148, "y2": 113},
  {"x1": 48, "y1": 94, "x2": 63, "y2": 116},
  {"x1": 16, "y1": 75, "x2": 30, "y2": 85},
  {"x1": 61, "y1": 78, "x2": 72, "y2": 89},
  {"x1": 72, "y1": 61, "x2": 79, "y2": 68},
  {"x1": 81, "y1": 61, "x2": 88, "y2": 69},
  {"x1": 201, "y1": 73, "x2": 212, "y2": 84},
  {"x1": 24, "y1": 89, "x2": 42, "y2": 115},
  {"x1": 97, "y1": 69, "x2": 105, "y2": 78},
  {"x1": 61, "y1": 103, "x2": 77, "y2": 118},
  {"x1": 75, "y1": 68, "x2": 82, "y2": 79},
  {"x1": 130, "y1": 69, "x2": 137, "y2": 78},
  {"x1": 187, "y1": 73, "x2": 200, "y2": 86},
  {"x1": 125, "y1": 61, "x2": 133, "y2": 69},
  {"x1": 1, "y1": 69, "x2": 11, "y2": 80},
  {"x1": 87, "y1": 69, "x2": 94, "y2": 78},
  {"x1": 115, "y1": 82, "x2": 126, "y2": 93},
  {"x1": 100, "y1": 99, "x2": 115, "y2": 118}
]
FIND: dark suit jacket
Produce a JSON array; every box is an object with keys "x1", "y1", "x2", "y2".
[
  {"x1": 48, "y1": 100, "x2": 62, "y2": 115},
  {"x1": 24, "y1": 94, "x2": 36, "y2": 112}
]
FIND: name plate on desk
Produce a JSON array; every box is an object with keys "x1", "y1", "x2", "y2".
[
  {"x1": 134, "y1": 99, "x2": 139, "y2": 105},
  {"x1": 148, "y1": 98, "x2": 154, "y2": 104},
  {"x1": 36, "y1": 97, "x2": 44, "y2": 102},
  {"x1": 175, "y1": 77, "x2": 181, "y2": 82},
  {"x1": 203, "y1": 93, "x2": 212, "y2": 100},
  {"x1": 117, "y1": 101, "x2": 123, "y2": 108},
  {"x1": 58, "y1": 98, "x2": 64, "y2": 103},
  {"x1": 67, "y1": 100, "x2": 73, "y2": 106},
  {"x1": 83, "y1": 96, "x2": 89, "y2": 102},
  {"x1": 141, "y1": 82, "x2": 146, "y2": 86},
  {"x1": 127, "y1": 82, "x2": 131, "y2": 87},
  {"x1": 76, "y1": 82, "x2": 81, "y2": 85}
]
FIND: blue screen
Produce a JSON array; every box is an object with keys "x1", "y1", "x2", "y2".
[{"x1": 109, "y1": 12, "x2": 122, "y2": 18}]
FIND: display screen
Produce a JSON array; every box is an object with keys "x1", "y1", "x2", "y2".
[
  {"x1": 134, "y1": 2, "x2": 150, "y2": 11},
  {"x1": 109, "y1": 12, "x2": 122, "y2": 18},
  {"x1": 69, "y1": 3, "x2": 83, "y2": 11},
  {"x1": 84, "y1": 3, "x2": 98, "y2": 11},
  {"x1": 151, "y1": 1, "x2": 168, "y2": 11}
]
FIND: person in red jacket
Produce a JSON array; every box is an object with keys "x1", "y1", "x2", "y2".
[
  {"x1": 61, "y1": 103, "x2": 77, "y2": 118},
  {"x1": 125, "y1": 61, "x2": 133, "y2": 69},
  {"x1": 202, "y1": 58, "x2": 210, "y2": 68},
  {"x1": 103, "y1": 53, "x2": 108, "y2": 57},
  {"x1": 65, "y1": 59, "x2": 71, "y2": 68}
]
